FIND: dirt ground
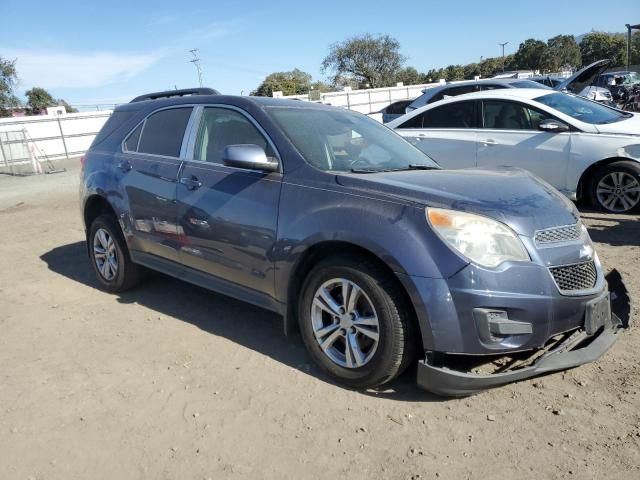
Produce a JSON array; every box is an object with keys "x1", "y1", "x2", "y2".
[{"x1": 1, "y1": 159, "x2": 639, "y2": 480}]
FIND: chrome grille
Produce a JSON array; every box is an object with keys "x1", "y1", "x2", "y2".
[
  {"x1": 549, "y1": 261, "x2": 597, "y2": 293},
  {"x1": 535, "y1": 223, "x2": 582, "y2": 245}
]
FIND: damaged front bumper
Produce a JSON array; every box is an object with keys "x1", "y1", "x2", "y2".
[{"x1": 417, "y1": 270, "x2": 631, "y2": 397}]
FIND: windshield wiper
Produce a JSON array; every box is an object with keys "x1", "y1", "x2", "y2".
[
  {"x1": 349, "y1": 168, "x2": 385, "y2": 173},
  {"x1": 349, "y1": 164, "x2": 437, "y2": 174},
  {"x1": 407, "y1": 164, "x2": 437, "y2": 170}
]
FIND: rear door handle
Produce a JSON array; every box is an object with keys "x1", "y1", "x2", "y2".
[
  {"x1": 483, "y1": 139, "x2": 498, "y2": 145},
  {"x1": 179, "y1": 175, "x2": 202, "y2": 190},
  {"x1": 117, "y1": 159, "x2": 132, "y2": 172}
]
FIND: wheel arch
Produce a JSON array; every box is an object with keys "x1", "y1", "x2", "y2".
[
  {"x1": 83, "y1": 194, "x2": 117, "y2": 232},
  {"x1": 284, "y1": 240, "x2": 423, "y2": 349},
  {"x1": 576, "y1": 157, "x2": 637, "y2": 202}
]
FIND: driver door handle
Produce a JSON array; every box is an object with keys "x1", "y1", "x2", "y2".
[{"x1": 179, "y1": 175, "x2": 202, "y2": 190}]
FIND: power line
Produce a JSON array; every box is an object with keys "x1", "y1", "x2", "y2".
[{"x1": 189, "y1": 49, "x2": 204, "y2": 87}]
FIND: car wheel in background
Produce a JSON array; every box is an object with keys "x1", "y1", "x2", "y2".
[
  {"x1": 590, "y1": 161, "x2": 640, "y2": 213},
  {"x1": 298, "y1": 256, "x2": 416, "y2": 389},
  {"x1": 89, "y1": 214, "x2": 142, "y2": 293}
]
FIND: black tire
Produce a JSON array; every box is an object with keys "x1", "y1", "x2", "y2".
[
  {"x1": 589, "y1": 161, "x2": 640, "y2": 213},
  {"x1": 298, "y1": 255, "x2": 417, "y2": 389},
  {"x1": 88, "y1": 214, "x2": 142, "y2": 293}
]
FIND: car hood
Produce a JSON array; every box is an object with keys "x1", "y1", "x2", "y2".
[
  {"x1": 595, "y1": 113, "x2": 640, "y2": 135},
  {"x1": 555, "y1": 59, "x2": 610, "y2": 95},
  {"x1": 336, "y1": 167, "x2": 578, "y2": 236}
]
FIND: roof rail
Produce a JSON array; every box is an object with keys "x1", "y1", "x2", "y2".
[{"x1": 129, "y1": 87, "x2": 220, "y2": 103}]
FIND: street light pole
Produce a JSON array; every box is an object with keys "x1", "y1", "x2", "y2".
[{"x1": 499, "y1": 42, "x2": 509, "y2": 72}]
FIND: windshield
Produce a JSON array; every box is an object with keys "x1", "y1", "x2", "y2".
[
  {"x1": 533, "y1": 92, "x2": 631, "y2": 124},
  {"x1": 268, "y1": 107, "x2": 438, "y2": 172},
  {"x1": 622, "y1": 72, "x2": 640, "y2": 85},
  {"x1": 511, "y1": 80, "x2": 551, "y2": 89}
]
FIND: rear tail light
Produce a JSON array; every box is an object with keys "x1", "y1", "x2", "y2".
[{"x1": 79, "y1": 155, "x2": 86, "y2": 173}]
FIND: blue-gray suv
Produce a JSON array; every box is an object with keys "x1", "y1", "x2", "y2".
[{"x1": 80, "y1": 88, "x2": 630, "y2": 396}]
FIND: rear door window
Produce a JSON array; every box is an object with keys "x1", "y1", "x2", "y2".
[{"x1": 137, "y1": 107, "x2": 193, "y2": 157}]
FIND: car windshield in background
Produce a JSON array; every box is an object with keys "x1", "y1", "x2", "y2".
[
  {"x1": 623, "y1": 72, "x2": 640, "y2": 84},
  {"x1": 534, "y1": 92, "x2": 631, "y2": 124},
  {"x1": 511, "y1": 80, "x2": 551, "y2": 89},
  {"x1": 268, "y1": 107, "x2": 439, "y2": 172}
]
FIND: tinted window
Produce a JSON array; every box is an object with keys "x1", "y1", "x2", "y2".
[
  {"x1": 137, "y1": 107, "x2": 192, "y2": 157},
  {"x1": 407, "y1": 101, "x2": 476, "y2": 129},
  {"x1": 534, "y1": 92, "x2": 631, "y2": 124},
  {"x1": 123, "y1": 123, "x2": 142, "y2": 152},
  {"x1": 194, "y1": 108, "x2": 274, "y2": 163},
  {"x1": 482, "y1": 100, "x2": 552, "y2": 130},
  {"x1": 91, "y1": 111, "x2": 134, "y2": 147},
  {"x1": 428, "y1": 85, "x2": 477, "y2": 104},
  {"x1": 479, "y1": 84, "x2": 508, "y2": 91},
  {"x1": 384, "y1": 100, "x2": 412, "y2": 114}
]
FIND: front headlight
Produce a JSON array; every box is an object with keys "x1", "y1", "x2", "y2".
[{"x1": 427, "y1": 208, "x2": 530, "y2": 268}]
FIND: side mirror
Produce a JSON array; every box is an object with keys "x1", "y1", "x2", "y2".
[
  {"x1": 223, "y1": 144, "x2": 278, "y2": 172},
  {"x1": 538, "y1": 119, "x2": 569, "y2": 133},
  {"x1": 607, "y1": 78, "x2": 617, "y2": 86}
]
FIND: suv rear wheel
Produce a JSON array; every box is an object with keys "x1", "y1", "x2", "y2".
[
  {"x1": 590, "y1": 161, "x2": 640, "y2": 213},
  {"x1": 89, "y1": 214, "x2": 142, "y2": 292},
  {"x1": 298, "y1": 256, "x2": 415, "y2": 389}
]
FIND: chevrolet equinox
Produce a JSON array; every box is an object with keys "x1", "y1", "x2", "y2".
[{"x1": 80, "y1": 88, "x2": 629, "y2": 396}]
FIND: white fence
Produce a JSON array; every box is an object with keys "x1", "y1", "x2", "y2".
[
  {"x1": 284, "y1": 82, "x2": 442, "y2": 114},
  {"x1": 0, "y1": 111, "x2": 113, "y2": 166}
]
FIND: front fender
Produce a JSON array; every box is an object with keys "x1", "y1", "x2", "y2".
[{"x1": 273, "y1": 181, "x2": 467, "y2": 303}]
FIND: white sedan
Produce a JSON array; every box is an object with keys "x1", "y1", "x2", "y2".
[{"x1": 387, "y1": 88, "x2": 640, "y2": 213}]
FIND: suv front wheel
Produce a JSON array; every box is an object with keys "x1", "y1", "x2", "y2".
[
  {"x1": 89, "y1": 214, "x2": 142, "y2": 293},
  {"x1": 298, "y1": 256, "x2": 415, "y2": 389}
]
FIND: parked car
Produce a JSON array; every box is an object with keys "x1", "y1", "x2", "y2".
[
  {"x1": 554, "y1": 60, "x2": 614, "y2": 106},
  {"x1": 81, "y1": 88, "x2": 629, "y2": 396},
  {"x1": 405, "y1": 79, "x2": 550, "y2": 112},
  {"x1": 529, "y1": 75, "x2": 564, "y2": 88},
  {"x1": 532, "y1": 75, "x2": 613, "y2": 106},
  {"x1": 595, "y1": 70, "x2": 640, "y2": 106},
  {"x1": 373, "y1": 99, "x2": 414, "y2": 123},
  {"x1": 388, "y1": 88, "x2": 640, "y2": 213}
]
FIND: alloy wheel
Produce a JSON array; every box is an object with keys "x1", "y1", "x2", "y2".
[
  {"x1": 310, "y1": 278, "x2": 380, "y2": 369},
  {"x1": 93, "y1": 228, "x2": 118, "y2": 281},
  {"x1": 596, "y1": 171, "x2": 640, "y2": 212}
]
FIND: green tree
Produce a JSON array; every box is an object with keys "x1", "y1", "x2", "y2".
[
  {"x1": 463, "y1": 62, "x2": 481, "y2": 79},
  {"x1": 580, "y1": 32, "x2": 626, "y2": 67},
  {"x1": 251, "y1": 69, "x2": 314, "y2": 96},
  {"x1": 57, "y1": 99, "x2": 78, "y2": 113},
  {"x1": 630, "y1": 31, "x2": 640, "y2": 65},
  {"x1": 0, "y1": 57, "x2": 21, "y2": 117},
  {"x1": 321, "y1": 34, "x2": 405, "y2": 88},
  {"x1": 444, "y1": 64, "x2": 465, "y2": 81},
  {"x1": 394, "y1": 66, "x2": 422, "y2": 85},
  {"x1": 25, "y1": 87, "x2": 56, "y2": 114},
  {"x1": 540, "y1": 35, "x2": 582, "y2": 72},
  {"x1": 513, "y1": 38, "x2": 547, "y2": 71}
]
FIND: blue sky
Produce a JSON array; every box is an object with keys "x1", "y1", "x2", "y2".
[{"x1": 0, "y1": 0, "x2": 636, "y2": 109}]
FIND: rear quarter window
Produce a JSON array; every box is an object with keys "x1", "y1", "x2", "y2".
[{"x1": 90, "y1": 111, "x2": 135, "y2": 147}]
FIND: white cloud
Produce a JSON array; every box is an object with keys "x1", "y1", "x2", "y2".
[{"x1": 2, "y1": 49, "x2": 160, "y2": 89}]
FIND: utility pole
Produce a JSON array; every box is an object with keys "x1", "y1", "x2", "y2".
[
  {"x1": 499, "y1": 42, "x2": 509, "y2": 72},
  {"x1": 189, "y1": 49, "x2": 203, "y2": 87}
]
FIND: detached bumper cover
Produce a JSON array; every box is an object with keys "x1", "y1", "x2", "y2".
[{"x1": 418, "y1": 270, "x2": 630, "y2": 397}]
